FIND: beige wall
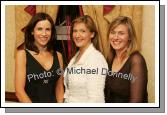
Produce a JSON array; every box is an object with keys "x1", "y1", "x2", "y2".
[
  {"x1": 5, "y1": 5, "x2": 155, "y2": 102},
  {"x1": 5, "y1": 6, "x2": 16, "y2": 92},
  {"x1": 141, "y1": 6, "x2": 155, "y2": 102}
]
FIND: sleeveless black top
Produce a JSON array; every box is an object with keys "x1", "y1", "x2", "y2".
[{"x1": 25, "y1": 50, "x2": 60, "y2": 103}]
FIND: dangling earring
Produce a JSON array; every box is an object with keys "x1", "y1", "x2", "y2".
[{"x1": 31, "y1": 32, "x2": 34, "y2": 35}]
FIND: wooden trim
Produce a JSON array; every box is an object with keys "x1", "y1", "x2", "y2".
[{"x1": 5, "y1": 91, "x2": 19, "y2": 102}]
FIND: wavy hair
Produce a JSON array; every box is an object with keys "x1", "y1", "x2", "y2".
[{"x1": 25, "y1": 12, "x2": 57, "y2": 53}]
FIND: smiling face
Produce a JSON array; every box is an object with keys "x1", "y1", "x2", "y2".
[
  {"x1": 33, "y1": 20, "x2": 51, "y2": 48},
  {"x1": 109, "y1": 24, "x2": 129, "y2": 52},
  {"x1": 72, "y1": 22, "x2": 94, "y2": 50}
]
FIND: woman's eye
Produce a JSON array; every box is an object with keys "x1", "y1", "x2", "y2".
[
  {"x1": 37, "y1": 28, "x2": 42, "y2": 31},
  {"x1": 46, "y1": 28, "x2": 51, "y2": 31},
  {"x1": 110, "y1": 31, "x2": 115, "y2": 34},
  {"x1": 119, "y1": 32, "x2": 125, "y2": 35},
  {"x1": 73, "y1": 30, "x2": 77, "y2": 33},
  {"x1": 81, "y1": 30, "x2": 85, "y2": 33}
]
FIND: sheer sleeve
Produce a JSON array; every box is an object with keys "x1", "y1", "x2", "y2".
[{"x1": 129, "y1": 52, "x2": 148, "y2": 102}]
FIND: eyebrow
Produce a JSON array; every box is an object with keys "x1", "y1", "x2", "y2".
[{"x1": 111, "y1": 30, "x2": 126, "y2": 32}]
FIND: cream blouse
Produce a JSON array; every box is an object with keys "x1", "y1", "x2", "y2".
[{"x1": 64, "y1": 44, "x2": 108, "y2": 103}]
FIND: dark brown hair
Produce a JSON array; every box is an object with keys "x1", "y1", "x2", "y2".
[{"x1": 25, "y1": 12, "x2": 57, "y2": 53}]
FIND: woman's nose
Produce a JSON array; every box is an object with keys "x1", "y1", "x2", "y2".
[
  {"x1": 75, "y1": 32, "x2": 80, "y2": 37},
  {"x1": 112, "y1": 33, "x2": 119, "y2": 39},
  {"x1": 41, "y1": 30, "x2": 47, "y2": 36}
]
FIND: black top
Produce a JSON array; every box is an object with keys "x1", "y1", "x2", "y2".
[
  {"x1": 25, "y1": 50, "x2": 60, "y2": 103},
  {"x1": 104, "y1": 51, "x2": 148, "y2": 103}
]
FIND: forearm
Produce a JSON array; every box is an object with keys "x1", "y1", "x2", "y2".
[
  {"x1": 15, "y1": 91, "x2": 32, "y2": 103},
  {"x1": 56, "y1": 87, "x2": 64, "y2": 103},
  {"x1": 56, "y1": 83, "x2": 64, "y2": 103}
]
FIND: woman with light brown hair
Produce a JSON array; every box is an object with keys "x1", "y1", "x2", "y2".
[
  {"x1": 105, "y1": 16, "x2": 148, "y2": 103},
  {"x1": 64, "y1": 15, "x2": 108, "y2": 103}
]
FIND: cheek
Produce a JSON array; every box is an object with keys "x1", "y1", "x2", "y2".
[
  {"x1": 33, "y1": 31, "x2": 41, "y2": 38},
  {"x1": 123, "y1": 36, "x2": 129, "y2": 43},
  {"x1": 81, "y1": 33, "x2": 87, "y2": 38},
  {"x1": 46, "y1": 30, "x2": 52, "y2": 35},
  {"x1": 33, "y1": 33, "x2": 39, "y2": 39},
  {"x1": 121, "y1": 39, "x2": 129, "y2": 47},
  {"x1": 109, "y1": 36, "x2": 113, "y2": 42},
  {"x1": 87, "y1": 34, "x2": 93, "y2": 41},
  {"x1": 109, "y1": 34, "x2": 113, "y2": 40},
  {"x1": 73, "y1": 33, "x2": 76, "y2": 38}
]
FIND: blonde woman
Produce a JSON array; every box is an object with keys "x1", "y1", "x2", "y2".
[{"x1": 105, "y1": 16, "x2": 148, "y2": 103}]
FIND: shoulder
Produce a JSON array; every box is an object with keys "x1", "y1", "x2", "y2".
[
  {"x1": 91, "y1": 48, "x2": 106, "y2": 60},
  {"x1": 56, "y1": 51, "x2": 63, "y2": 68},
  {"x1": 56, "y1": 51, "x2": 62, "y2": 58},
  {"x1": 130, "y1": 51, "x2": 147, "y2": 65},
  {"x1": 16, "y1": 49, "x2": 26, "y2": 59},
  {"x1": 15, "y1": 49, "x2": 27, "y2": 65},
  {"x1": 88, "y1": 48, "x2": 108, "y2": 67}
]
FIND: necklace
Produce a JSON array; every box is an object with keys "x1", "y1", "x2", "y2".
[{"x1": 38, "y1": 46, "x2": 47, "y2": 52}]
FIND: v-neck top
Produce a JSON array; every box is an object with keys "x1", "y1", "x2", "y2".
[
  {"x1": 104, "y1": 51, "x2": 148, "y2": 103},
  {"x1": 25, "y1": 49, "x2": 60, "y2": 103}
]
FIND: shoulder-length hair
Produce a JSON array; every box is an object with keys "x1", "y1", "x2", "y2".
[
  {"x1": 70, "y1": 15, "x2": 98, "y2": 42},
  {"x1": 25, "y1": 12, "x2": 57, "y2": 53},
  {"x1": 107, "y1": 16, "x2": 138, "y2": 64}
]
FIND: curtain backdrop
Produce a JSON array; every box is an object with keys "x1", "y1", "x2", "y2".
[
  {"x1": 15, "y1": 5, "x2": 143, "y2": 58},
  {"x1": 15, "y1": 5, "x2": 59, "y2": 48},
  {"x1": 82, "y1": 5, "x2": 143, "y2": 58}
]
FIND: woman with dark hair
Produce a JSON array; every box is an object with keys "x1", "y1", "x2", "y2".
[
  {"x1": 15, "y1": 12, "x2": 64, "y2": 103},
  {"x1": 64, "y1": 15, "x2": 108, "y2": 103},
  {"x1": 105, "y1": 16, "x2": 148, "y2": 103}
]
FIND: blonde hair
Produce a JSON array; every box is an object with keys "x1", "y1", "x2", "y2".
[{"x1": 107, "y1": 16, "x2": 138, "y2": 64}]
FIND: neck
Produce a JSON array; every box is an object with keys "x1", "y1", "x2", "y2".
[
  {"x1": 115, "y1": 47, "x2": 128, "y2": 61},
  {"x1": 37, "y1": 45, "x2": 48, "y2": 53},
  {"x1": 79, "y1": 43, "x2": 91, "y2": 56},
  {"x1": 75, "y1": 43, "x2": 91, "y2": 63},
  {"x1": 34, "y1": 42, "x2": 48, "y2": 53}
]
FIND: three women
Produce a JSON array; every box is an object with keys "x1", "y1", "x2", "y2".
[{"x1": 15, "y1": 13, "x2": 148, "y2": 103}]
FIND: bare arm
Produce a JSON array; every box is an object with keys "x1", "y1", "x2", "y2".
[
  {"x1": 15, "y1": 49, "x2": 32, "y2": 103},
  {"x1": 55, "y1": 52, "x2": 64, "y2": 103}
]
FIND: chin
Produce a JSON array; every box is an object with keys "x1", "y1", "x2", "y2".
[
  {"x1": 113, "y1": 47, "x2": 121, "y2": 50},
  {"x1": 74, "y1": 42, "x2": 83, "y2": 47},
  {"x1": 39, "y1": 43, "x2": 48, "y2": 47},
  {"x1": 75, "y1": 44, "x2": 83, "y2": 48}
]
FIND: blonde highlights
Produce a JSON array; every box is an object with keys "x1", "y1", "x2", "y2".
[{"x1": 107, "y1": 16, "x2": 138, "y2": 64}]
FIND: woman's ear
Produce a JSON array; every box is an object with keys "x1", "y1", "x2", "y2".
[
  {"x1": 91, "y1": 32, "x2": 95, "y2": 38},
  {"x1": 31, "y1": 32, "x2": 34, "y2": 35}
]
